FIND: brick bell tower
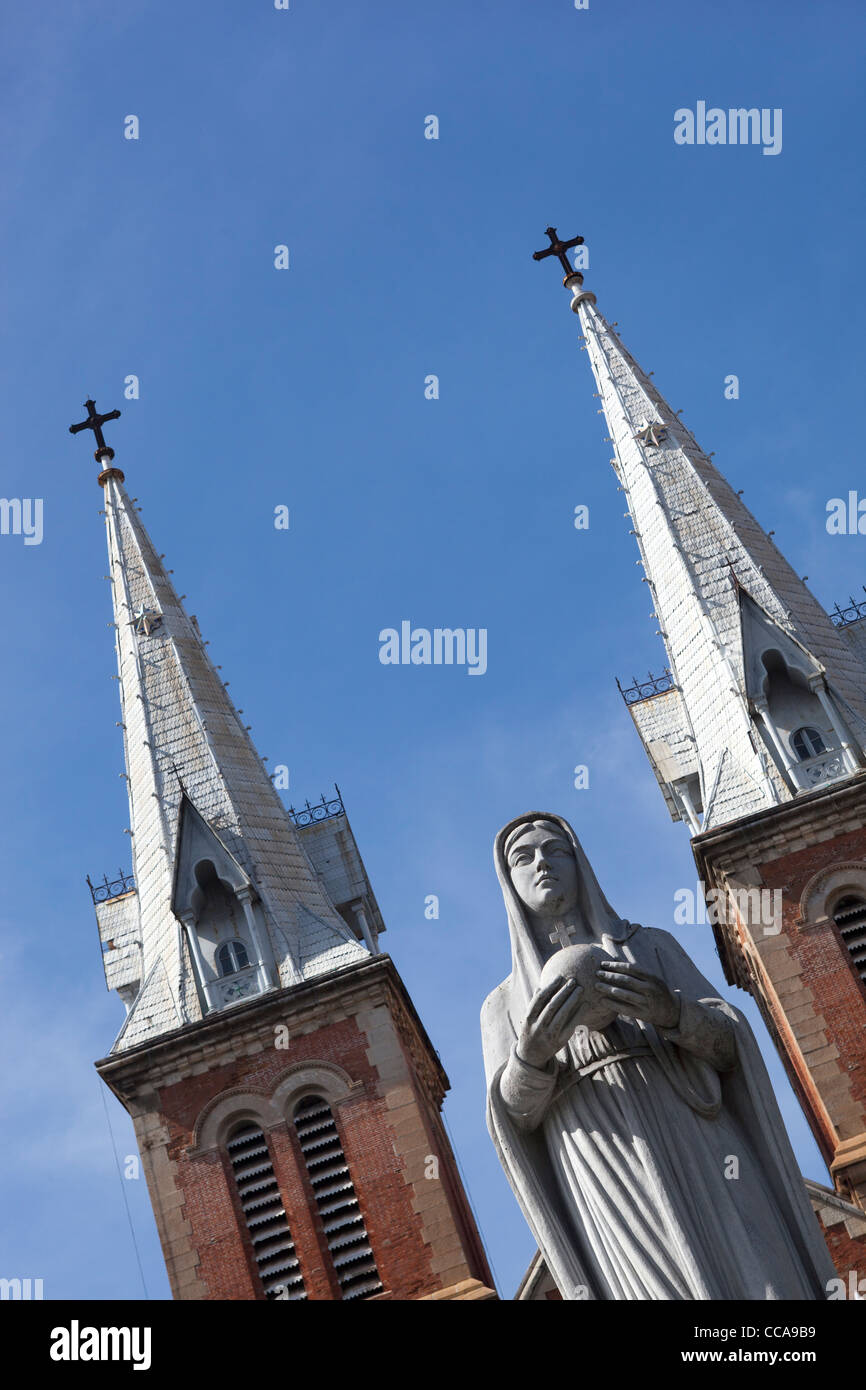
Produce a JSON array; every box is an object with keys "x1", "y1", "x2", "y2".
[
  {"x1": 535, "y1": 232, "x2": 866, "y2": 1277},
  {"x1": 75, "y1": 405, "x2": 495, "y2": 1302}
]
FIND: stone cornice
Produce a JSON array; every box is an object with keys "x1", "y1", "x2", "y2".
[
  {"x1": 692, "y1": 771, "x2": 866, "y2": 869},
  {"x1": 95, "y1": 954, "x2": 449, "y2": 1104},
  {"x1": 691, "y1": 772, "x2": 866, "y2": 984}
]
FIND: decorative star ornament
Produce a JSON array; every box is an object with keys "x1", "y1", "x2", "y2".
[
  {"x1": 634, "y1": 420, "x2": 668, "y2": 448},
  {"x1": 133, "y1": 606, "x2": 162, "y2": 637}
]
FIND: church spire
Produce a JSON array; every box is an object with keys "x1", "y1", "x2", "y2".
[
  {"x1": 76, "y1": 412, "x2": 495, "y2": 1304},
  {"x1": 74, "y1": 418, "x2": 367, "y2": 1053},
  {"x1": 536, "y1": 235, "x2": 866, "y2": 833}
]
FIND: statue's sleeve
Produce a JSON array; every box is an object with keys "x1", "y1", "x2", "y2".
[
  {"x1": 659, "y1": 994, "x2": 736, "y2": 1071},
  {"x1": 650, "y1": 931, "x2": 736, "y2": 1071},
  {"x1": 499, "y1": 1043, "x2": 558, "y2": 1131}
]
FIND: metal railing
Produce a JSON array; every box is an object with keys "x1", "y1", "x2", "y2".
[
  {"x1": 616, "y1": 670, "x2": 675, "y2": 705},
  {"x1": 288, "y1": 785, "x2": 345, "y2": 828},
  {"x1": 830, "y1": 589, "x2": 866, "y2": 628},
  {"x1": 87, "y1": 869, "x2": 136, "y2": 904}
]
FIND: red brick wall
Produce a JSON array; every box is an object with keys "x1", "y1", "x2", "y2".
[
  {"x1": 756, "y1": 826, "x2": 866, "y2": 1138},
  {"x1": 175, "y1": 1146, "x2": 259, "y2": 1300},
  {"x1": 150, "y1": 1013, "x2": 464, "y2": 1300},
  {"x1": 815, "y1": 1210, "x2": 866, "y2": 1286}
]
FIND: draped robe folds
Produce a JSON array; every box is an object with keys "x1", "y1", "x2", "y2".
[{"x1": 481, "y1": 813, "x2": 835, "y2": 1302}]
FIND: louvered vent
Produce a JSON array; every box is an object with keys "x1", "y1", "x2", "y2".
[
  {"x1": 293, "y1": 1095, "x2": 383, "y2": 1300},
  {"x1": 832, "y1": 896, "x2": 866, "y2": 985},
  {"x1": 227, "y1": 1123, "x2": 306, "y2": 1300}
]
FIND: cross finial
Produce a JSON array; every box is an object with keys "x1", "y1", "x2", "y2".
[
  {"x1": 548, "y1": 920, "x2": 580, "y2": 950},
  {"x1": 532, "y1": 226, "x2": 585, "y2": 285},
  {"x1": 69, "y1": 398, "x2": 122, "y2": 463}
]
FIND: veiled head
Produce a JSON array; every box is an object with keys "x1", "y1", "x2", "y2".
[{"x1": 504, "y1": 818, "x2": 580, "y2": 919}]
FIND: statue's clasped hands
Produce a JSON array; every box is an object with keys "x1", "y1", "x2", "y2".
[
  {"x1": 595, "y1": 960, "x2": 680, "y2": 1031},
  {"x1": 517, "y1": 961, "x2": 681, "y2": 1070},
  {"x1": 516, "y1": 976, "x2": 585, "y2": 1069}
]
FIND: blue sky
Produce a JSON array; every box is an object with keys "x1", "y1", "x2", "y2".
[{"x1": 0, "y1": 0, "x2": 864, "y2": 1299}]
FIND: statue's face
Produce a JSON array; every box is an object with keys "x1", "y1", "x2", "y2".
[{"x1": 507, "y1": 824, "x2": 580, "y2": 918}]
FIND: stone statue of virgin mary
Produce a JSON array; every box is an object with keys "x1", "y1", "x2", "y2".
[{"x1": 481, "y1": 812, "x2": 834, "y2": 1300}]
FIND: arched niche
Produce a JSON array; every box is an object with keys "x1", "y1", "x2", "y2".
[
  {"x1": 272, "y1": 1061, "x2": 362, "y2": 1118},
  {"x1": 798, "y1": 861, "x2": 866, "y2": 927},
  {"x1": 190, "y1": 858, "x2": 250, "y2": 974},
  {"x1": 171, "y1": 794, "x2": 277, "y2": 1009},
  {"x1": 189, "y1": 1062, "x2": 362, "y2": 1155},
  {"x1": 172, "y1": 796, "x2": 249, "y2": 924},
  {"x1": 759, "y1": 649, "x2": 834, "y2": 760},
  {"x1": 190, "y1": 1087, "x2": 279, "y2": 1154}
]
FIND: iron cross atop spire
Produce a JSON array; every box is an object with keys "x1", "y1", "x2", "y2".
[
  {"x1": 532, "y1": 226, "x2": 585, "y2": 284},
  {"x1": 69, "y1": 398, "x2": 125, "y2": 484},
  {"x1": 69, "y1": 398, "x2": 121, "y2": 461}
]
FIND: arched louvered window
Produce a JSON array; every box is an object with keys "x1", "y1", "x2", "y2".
[
  {"x1": 227, "y1": 1122, "x2": 306, "y2": 1300},
  {"x1": 293, "y1": 1095, "x2": 383, "y2": 1300},
  {"x1": 791, "y1": 726, "x2": 826, "y2": 761},
  {"x1": 217, "y1": 939, "x2": 249, "y2": 976},
  {"x1": 832, "y1": 896, "x2": 866, "y2": 985}
]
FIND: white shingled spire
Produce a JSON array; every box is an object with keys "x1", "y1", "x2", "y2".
[
  {"x1": 94, "y1": 464, "x2": 366, "y2": 1053},
  {"x1": 555, "y1": 257, "x2": 866, "y2": 832}
]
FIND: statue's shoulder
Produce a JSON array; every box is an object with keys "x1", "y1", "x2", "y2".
[
  {"x1": 480, "y1": 975, "x2": 512, "y2": 1026},
  {"x1": 639, "y1": 925, "x2": 675, "y2": 946},
  {"x1": 636, "y1": 925, "x2": 708, "y2": 982},
  {"x1": 633, "y1": 924, "x2": 689, "y2": 960},
  {"x1": 480, "y1": 976, "x2": 516, "y2": 1074}
]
